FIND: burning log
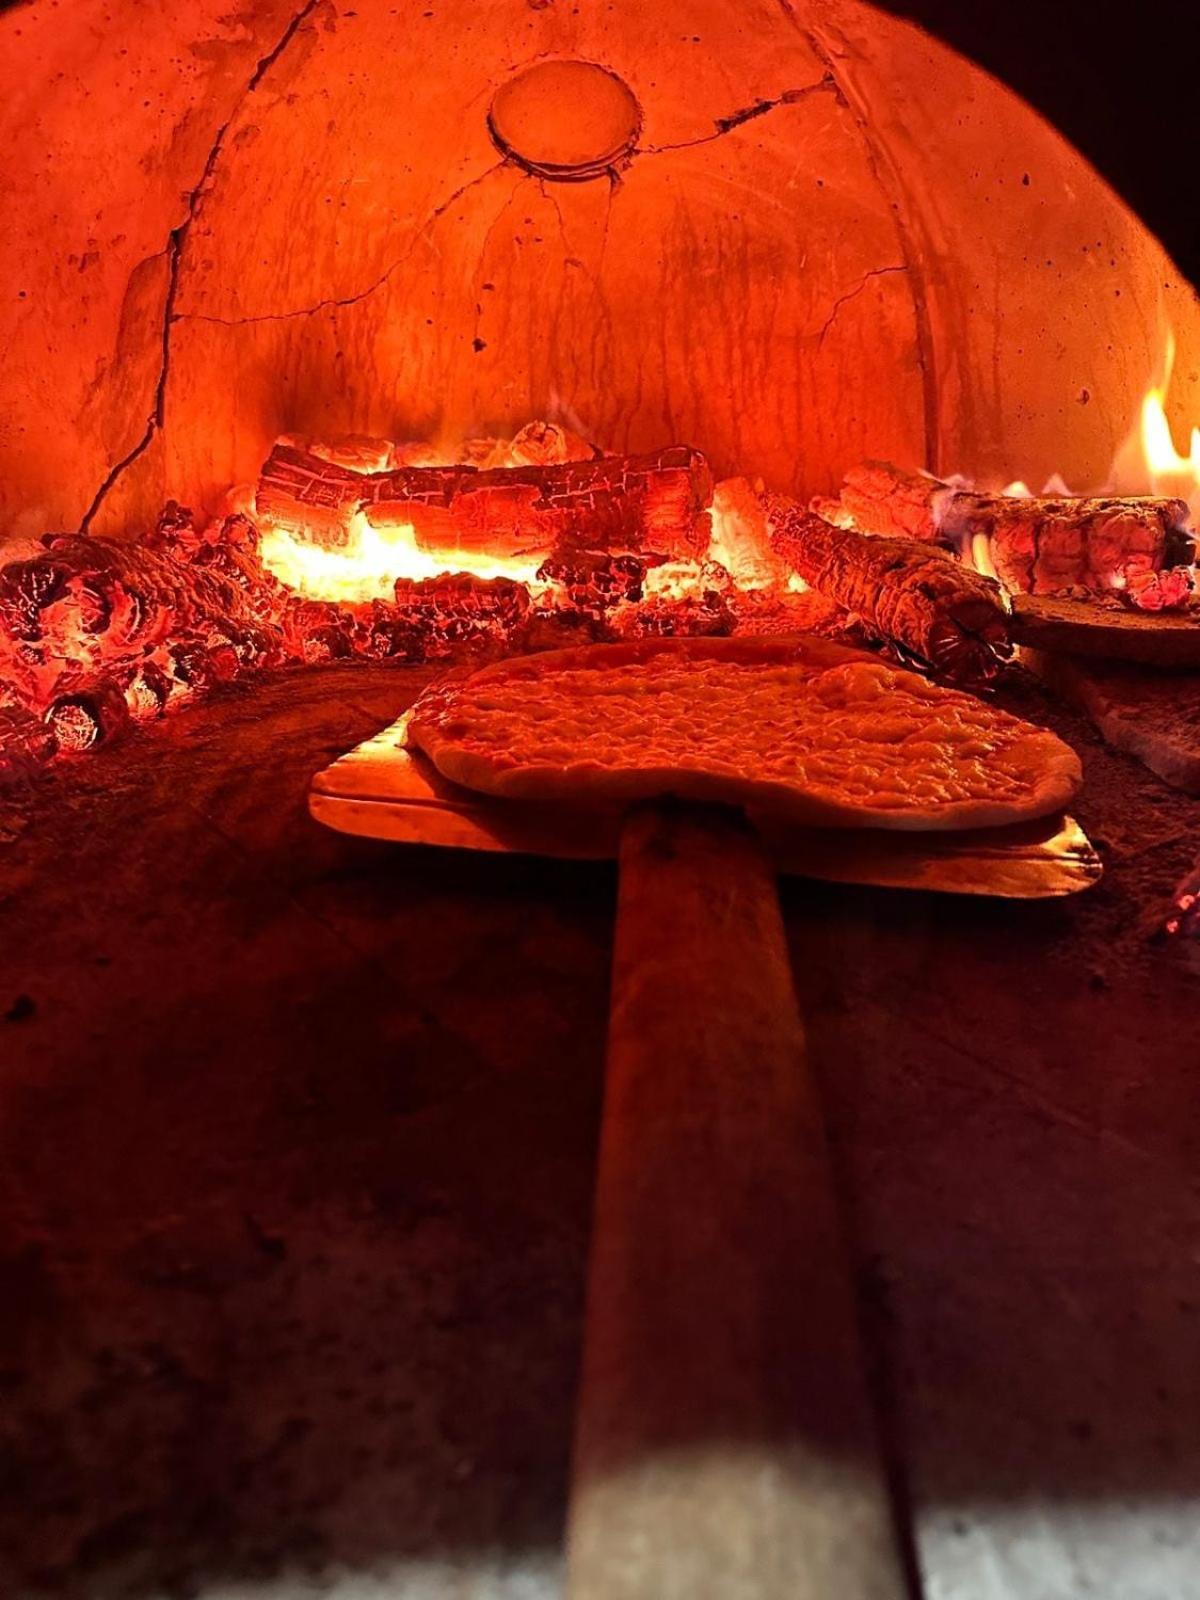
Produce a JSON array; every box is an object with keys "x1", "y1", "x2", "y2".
[
  {"x1": 255, "y1": 443, "x2": 714, "y2": 563},
  {"x1": 962, "y1": 496, "x2": 1193, "y2": 599},
  {"x1": 0, "y1": 533, "x2": 258, "y2": 650},
  {"x1": 0, "y1": 525, "x2": 288, "y2": 738},
  {"x1": 825, "y1": 461, "x2": 1194, "y2": 597},
  {"x1": 45, "y1": 676, "x2": 131, "y2": 752},
  {"x1": 763, "y1": 496, "x2": 1012, "y2": 683},
  {"x1": 190, "y1": 519, "x2": 291, "y2": 630},
  {"x1": 814, "y1": 461, "x2": 951, "y2": 542}
]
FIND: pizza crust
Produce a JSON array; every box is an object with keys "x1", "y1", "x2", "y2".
[{"x1": 407, "y1": 636, "x2": 1082, "y2": 831}]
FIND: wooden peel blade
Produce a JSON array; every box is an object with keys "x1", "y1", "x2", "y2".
[
  {"x1": 761, "y1": 812, "x2": 1100, "y2": 898},
  {"x1": 309, "y1": 715, "x2": 1102, "y2": 900},
  {"x1": 309, "y1": 715, "x2": 1099, "y2": 1596}
]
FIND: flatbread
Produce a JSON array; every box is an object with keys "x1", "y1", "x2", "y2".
[{"x1": 406, "y1": 636, "x2": 1082, "y2": 831}]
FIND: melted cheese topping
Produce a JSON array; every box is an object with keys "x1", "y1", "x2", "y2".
[{"x1": 416, "y1": 654, "x2": 1073, "y2": 818}]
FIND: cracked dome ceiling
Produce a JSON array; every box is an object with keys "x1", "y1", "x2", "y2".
[{"x1": 1, "y1": 0, "x2": 1198, "y2": 542}]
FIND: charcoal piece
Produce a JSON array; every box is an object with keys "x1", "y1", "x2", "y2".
[
  {"x1": 537, "y1": 551, "x2": 646, "y2": 612},
  {"x1": 45, "y1": 677, "x2": 130, "y2": 752}
]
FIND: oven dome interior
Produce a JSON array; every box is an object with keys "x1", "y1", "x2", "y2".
[{"x1": 1, "y1": 0, "x2": 1198, "y2": 543}]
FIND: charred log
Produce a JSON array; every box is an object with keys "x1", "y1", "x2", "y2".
[
  {"x1": 255, "y1": 443, "x2": 714, "y2": 563},
  {"x1": 960, "y1": 497, "x2": 1192, "y2": 598},
  {"x1": 0, "y1": 524, "x2": 291, "y2": 738},
  {"x1": 764, "y1": 496, "x2": 1012, "y2": 683},
  {"x1": 826, "y1": 461, "x2": 1194, "y2": 597},
  {"x1": 0, "y1": 533, "x2": 259, "y2": 649},
  {"x1": 45, "y1": 676, "x2": 131, "y2": 752}
]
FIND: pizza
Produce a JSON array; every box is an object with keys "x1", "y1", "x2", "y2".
[{"x1": 406, "y1": 636, "x2": 1082, "y2": 831}]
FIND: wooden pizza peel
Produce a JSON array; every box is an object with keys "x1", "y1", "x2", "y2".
[{"x1": 311, "y1": 705, "x2": 1100, "y2": 1600}]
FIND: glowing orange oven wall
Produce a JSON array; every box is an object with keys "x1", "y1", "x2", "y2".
[{"x1": 1, "y1": 0, "x2": 1199, "y2": 548}]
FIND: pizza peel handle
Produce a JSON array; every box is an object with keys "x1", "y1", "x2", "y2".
[{"x1": 565, "y1": 800, "x2": 911, "y2": 1600}]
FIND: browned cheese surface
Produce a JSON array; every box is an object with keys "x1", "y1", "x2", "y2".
[{"x1": 407, "y1": 637, "x2": 1079, "y2": 830}]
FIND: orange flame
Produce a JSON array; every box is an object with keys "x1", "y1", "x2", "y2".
[
  {"x1": 258, "y1": 510, "x2": 545, "y2": 602},
  {"x1": 969, "y1": 530, "x2": 999, "y2": 582},
  {"x1": 642, "y1": 561, "x2": 709, "y2": 601},
  {"x1": 251, "y1": 432, "x2": 818, "y2": 605},
  {"x1": 1111, "y1": 329, "x2": 1200, "y2": 524}
]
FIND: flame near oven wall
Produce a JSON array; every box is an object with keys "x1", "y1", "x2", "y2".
[
  {"x1": 950, "y1": 327, "x2": 1200, "y2": 595},
  {"x1": 985, "y1": 328, "x2": 1200, "y2": 523},
  {"x1": 1110, "y1": 329, "x2": 1200, "y2": 526}
]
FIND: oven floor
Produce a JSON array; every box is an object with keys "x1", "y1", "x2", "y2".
[{"x1": 1, "y1": 664, "x2": 1198, "y2": 1600}]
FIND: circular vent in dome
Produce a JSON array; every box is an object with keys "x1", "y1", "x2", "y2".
[{"x1": 488, "y1": 59, "x2": 642, "y2": 182}]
